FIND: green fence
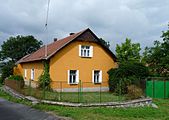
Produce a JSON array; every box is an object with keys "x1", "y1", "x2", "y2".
[{"x1": 146, "y1": 78, "x2": 169, "y2": 98}]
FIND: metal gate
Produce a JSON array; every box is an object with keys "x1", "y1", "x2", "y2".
[{"x1": 146, "y1": 77, "x2": 169, "y2": 98}]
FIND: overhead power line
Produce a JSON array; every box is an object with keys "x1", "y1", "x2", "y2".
[
  {"x1": 45, "y1": 0, "x2": 50, "y2": 29},
  {"x1": 45, "y1": 0, "x2": 51, "y2": 57}
]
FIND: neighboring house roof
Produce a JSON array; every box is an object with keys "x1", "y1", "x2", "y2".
[{"x1": 17, "y1": 28, "x2": 117, "y2": 64}]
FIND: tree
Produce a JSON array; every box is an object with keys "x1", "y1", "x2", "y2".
[
  {"x1": 99, "y1": 38, "x2": 110, "y2": 49},
  {"x1": 0, "y1": 35, "x2": 43, "y2": 83},
  {"x1": 108, "y1": 38, "x2": 148, "y2": 96},
  {"x1": 0, "y1": 61, "x2": 14, "y2": 82},
  {"x1": 0, "y1": 35, "x2": 43, "y2": 62},
  {"x1": 143, "y1": 24, "x2": 169, "y2": 76},
  {"x1": 116, "y1": 38, "x2": 141, "y2": 62}
]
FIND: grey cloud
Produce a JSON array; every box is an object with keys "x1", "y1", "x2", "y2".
[{"x1": 0, "y1": 0, "x2": 169, "y2": 52}]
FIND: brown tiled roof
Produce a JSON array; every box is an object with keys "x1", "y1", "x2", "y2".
[
  {"x1": 17, "y1": 28, "x2": 117, "y2": 64},
  {"x1": 17, "y1": 29, "x2": 87, "y2": 64}
]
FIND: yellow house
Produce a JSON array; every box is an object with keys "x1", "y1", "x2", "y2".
[{"x1": 15, "y1": 28, "x2": 117, "y2": 92}]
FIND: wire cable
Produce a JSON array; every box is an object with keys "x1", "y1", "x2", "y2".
[
  {"x1": 44, "y1": 0, "x2": 51, "y2": 57},
  {"x1": 45, "y1": 0, "x2": 50, "y2": 29}
]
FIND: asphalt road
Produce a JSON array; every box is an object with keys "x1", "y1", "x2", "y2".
[{"x1": 0, "y1": 98, "x2": 62, "y2": 120}]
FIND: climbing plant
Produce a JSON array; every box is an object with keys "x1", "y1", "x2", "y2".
[{"x1": 38, "y1": 61, "x2": 51, "y2": 90}]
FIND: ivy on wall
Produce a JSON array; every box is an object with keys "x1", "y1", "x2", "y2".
[{"x1": 38, "y1": 60, "x2": 51, "y2": 90}]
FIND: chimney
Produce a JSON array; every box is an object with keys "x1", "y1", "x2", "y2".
[
  {"x1": 54, "y1": 38, "x2": 57, "y2": 42},
  {"x1": 69, "y1": 33, "x2": 75, "y2": 35}
]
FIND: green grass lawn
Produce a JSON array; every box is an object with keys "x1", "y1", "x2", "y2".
[
  {"x1": 19, "y1": 87, "x2": 125, "y2": 103},
  {"x1": 0, "y1": 88, "x2": 32, "y2": 106},
  {"x1": 1, "y1": 87, "x2": 169, "y2": 120},
  {"x1": 32, "y1": 99, "x2": 169, "y2": 120}
]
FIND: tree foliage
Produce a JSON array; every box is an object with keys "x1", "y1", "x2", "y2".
[
  {"x1": 0, "y1": 35, "x2": 42, "y2": 62},
  {"x1": 109, "y1": 38, "x2": 147, "y2": 95},
  {"x1": 99, "y1": 38, "x2": 110, "y2": 49},
  {"x1": 0, "y1": 35, "x2": 43, "y2": 83},
  {"x1": 142, "y1": 24, "x2": 169, "y2": 76},
  {"x1": 0, "y1": 61, "x2": 14, "y2": 82},
  {"x1": 116, "y1": 38, "x2": 141, "y2": 62}
]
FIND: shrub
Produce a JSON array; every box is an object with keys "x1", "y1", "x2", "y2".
[
  {"x1": 7, "y1": 75, "x2": 24, "y2": 88},
  {"x1": 108, "y1": 62, "x2": 149, "y2": 94},
  {"x1": 8, "y1": 75, "x2": 24, "y2": 81},
  {"x1": 127, "y1": 85, "x2": 143, "y2": 99},
  {"x1": 0, "y1": 77, "x2": 3, "y2": 84},
  {"x1": 113, "y1": 78, "x2": 131, "y2": 95}
]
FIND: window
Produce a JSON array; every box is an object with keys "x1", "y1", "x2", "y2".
[
  {"x1": 68, "y1": 70, "x2": 79, "y2": 84},
  {"x1": 79, "y1": 45, "x2": 93, "y2": 57},
  {"x1": 31, "y1": 69, "x2": 35, "y2": 80},
  {"x1": 92, "y1": 70, "x2": 102, "y2": 83},
  {"x1": 24, "y1": 69, "x2": 27, "y2": 79}
]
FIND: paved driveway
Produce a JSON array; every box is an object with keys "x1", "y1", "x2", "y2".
[{"x1": 0, "y1": 98, "x2": 62, "y2": 120}]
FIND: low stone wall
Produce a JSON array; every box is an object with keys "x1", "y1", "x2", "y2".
[
  {"x1": 53, "y1": 87, "x2": 109, "y2": 92},
  {"x1": 41, "y1": 98, "x2": 152, "y2": 107},
  {"x1": 2, "y1": 85, "x2": 153, "y2": 108}
]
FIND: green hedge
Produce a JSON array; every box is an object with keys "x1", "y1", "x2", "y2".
[{"x1": 8, "y1": 75, "x2": 24, "y2": 81}]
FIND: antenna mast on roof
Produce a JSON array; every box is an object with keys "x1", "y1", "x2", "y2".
[{"x1": 44, "y1": 0, "x2": 51, "y2": 57}]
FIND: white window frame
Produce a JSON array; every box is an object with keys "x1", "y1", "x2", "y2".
[
  {"x1": 92, "y1": 70, "x2": 102, "y2": 83},
  {"x1": 24, "y1": 69, "x2": 27, "y2": 79},
  {"x1": 31, "y1": 69, "x2": 35, "y2": 80},
  {"x1": 68, "y1": 70, "x2": 79, "y2": 84},
  {"x1": 79, "y1": 45, "x2": 93, "y2": 57}
]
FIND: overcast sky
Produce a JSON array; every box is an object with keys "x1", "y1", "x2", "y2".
[{"x1": 0, "y1": 0, "x2": 169, "y2": 52}]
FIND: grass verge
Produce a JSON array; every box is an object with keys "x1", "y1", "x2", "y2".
[
  {"x1": 0, "y1": 88, "x2": 32, "y2": 106},
  {"x1": 18, "y1": 87, "x2": 126, "y2": 103},
  {"x1": 1, "y1": 87, "x2": 169, "y2": 120},
  {"x1": 33, "y1": 99, "x2": 169, "y2": 120}
]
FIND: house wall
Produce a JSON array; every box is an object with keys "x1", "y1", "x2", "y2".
[
  {"x1": 13, "y1": 64, "x2": 23, "y2": 76},
  {"x1": 21, "y1": 62, "x2": 44, "y2": 81},
  {"x1": 17, "y1": 62, "x2": 44, "y2": 87},
  {"x1": 49, "y1": 41, "x2": 117, "y2": 91}
]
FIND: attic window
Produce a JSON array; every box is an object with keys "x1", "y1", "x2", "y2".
[{"x1": 79, "y1": 45, "x2": 93, "y2": 57}]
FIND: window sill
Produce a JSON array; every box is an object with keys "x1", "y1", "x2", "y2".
[
  {"x1": 69, "y1": 83, "x2": 78, "y2": 85},
  {"x1": 94, "y1": 82, "x2": 102, "y2": 84},
  {"x1": 80, "y1": 56, "x2": 92, "y2": 58}
]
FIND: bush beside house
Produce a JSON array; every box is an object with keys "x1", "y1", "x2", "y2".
[
  {"x1": 5, "y1": 75, "x2": 24, "y2": 90},
  {"x1": 108, "y1": 62, "x2": 149, "y2": 99}
]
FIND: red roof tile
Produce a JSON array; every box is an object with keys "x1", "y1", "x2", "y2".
[
  {"x1": 17, "y1": 28, "x2": 117, "y2": 64},
  {"x1": 17, "y1": 29, "x2": 87, "y2": 63}
]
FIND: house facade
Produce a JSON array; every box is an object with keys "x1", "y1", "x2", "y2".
[{"x1": 14, "y1": 28, "x2": 117, "y2": 92}]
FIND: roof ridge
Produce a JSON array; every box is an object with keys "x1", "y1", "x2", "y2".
[
  {"x1": 45, "y1": 28, "x2": 88, "y2": 59},
  {"x1": 16, "y1": 28, "x2": 117, "y2": 64},
  {"x1": 43, "y1": 28, "x2": 88, "y2": 50}
]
